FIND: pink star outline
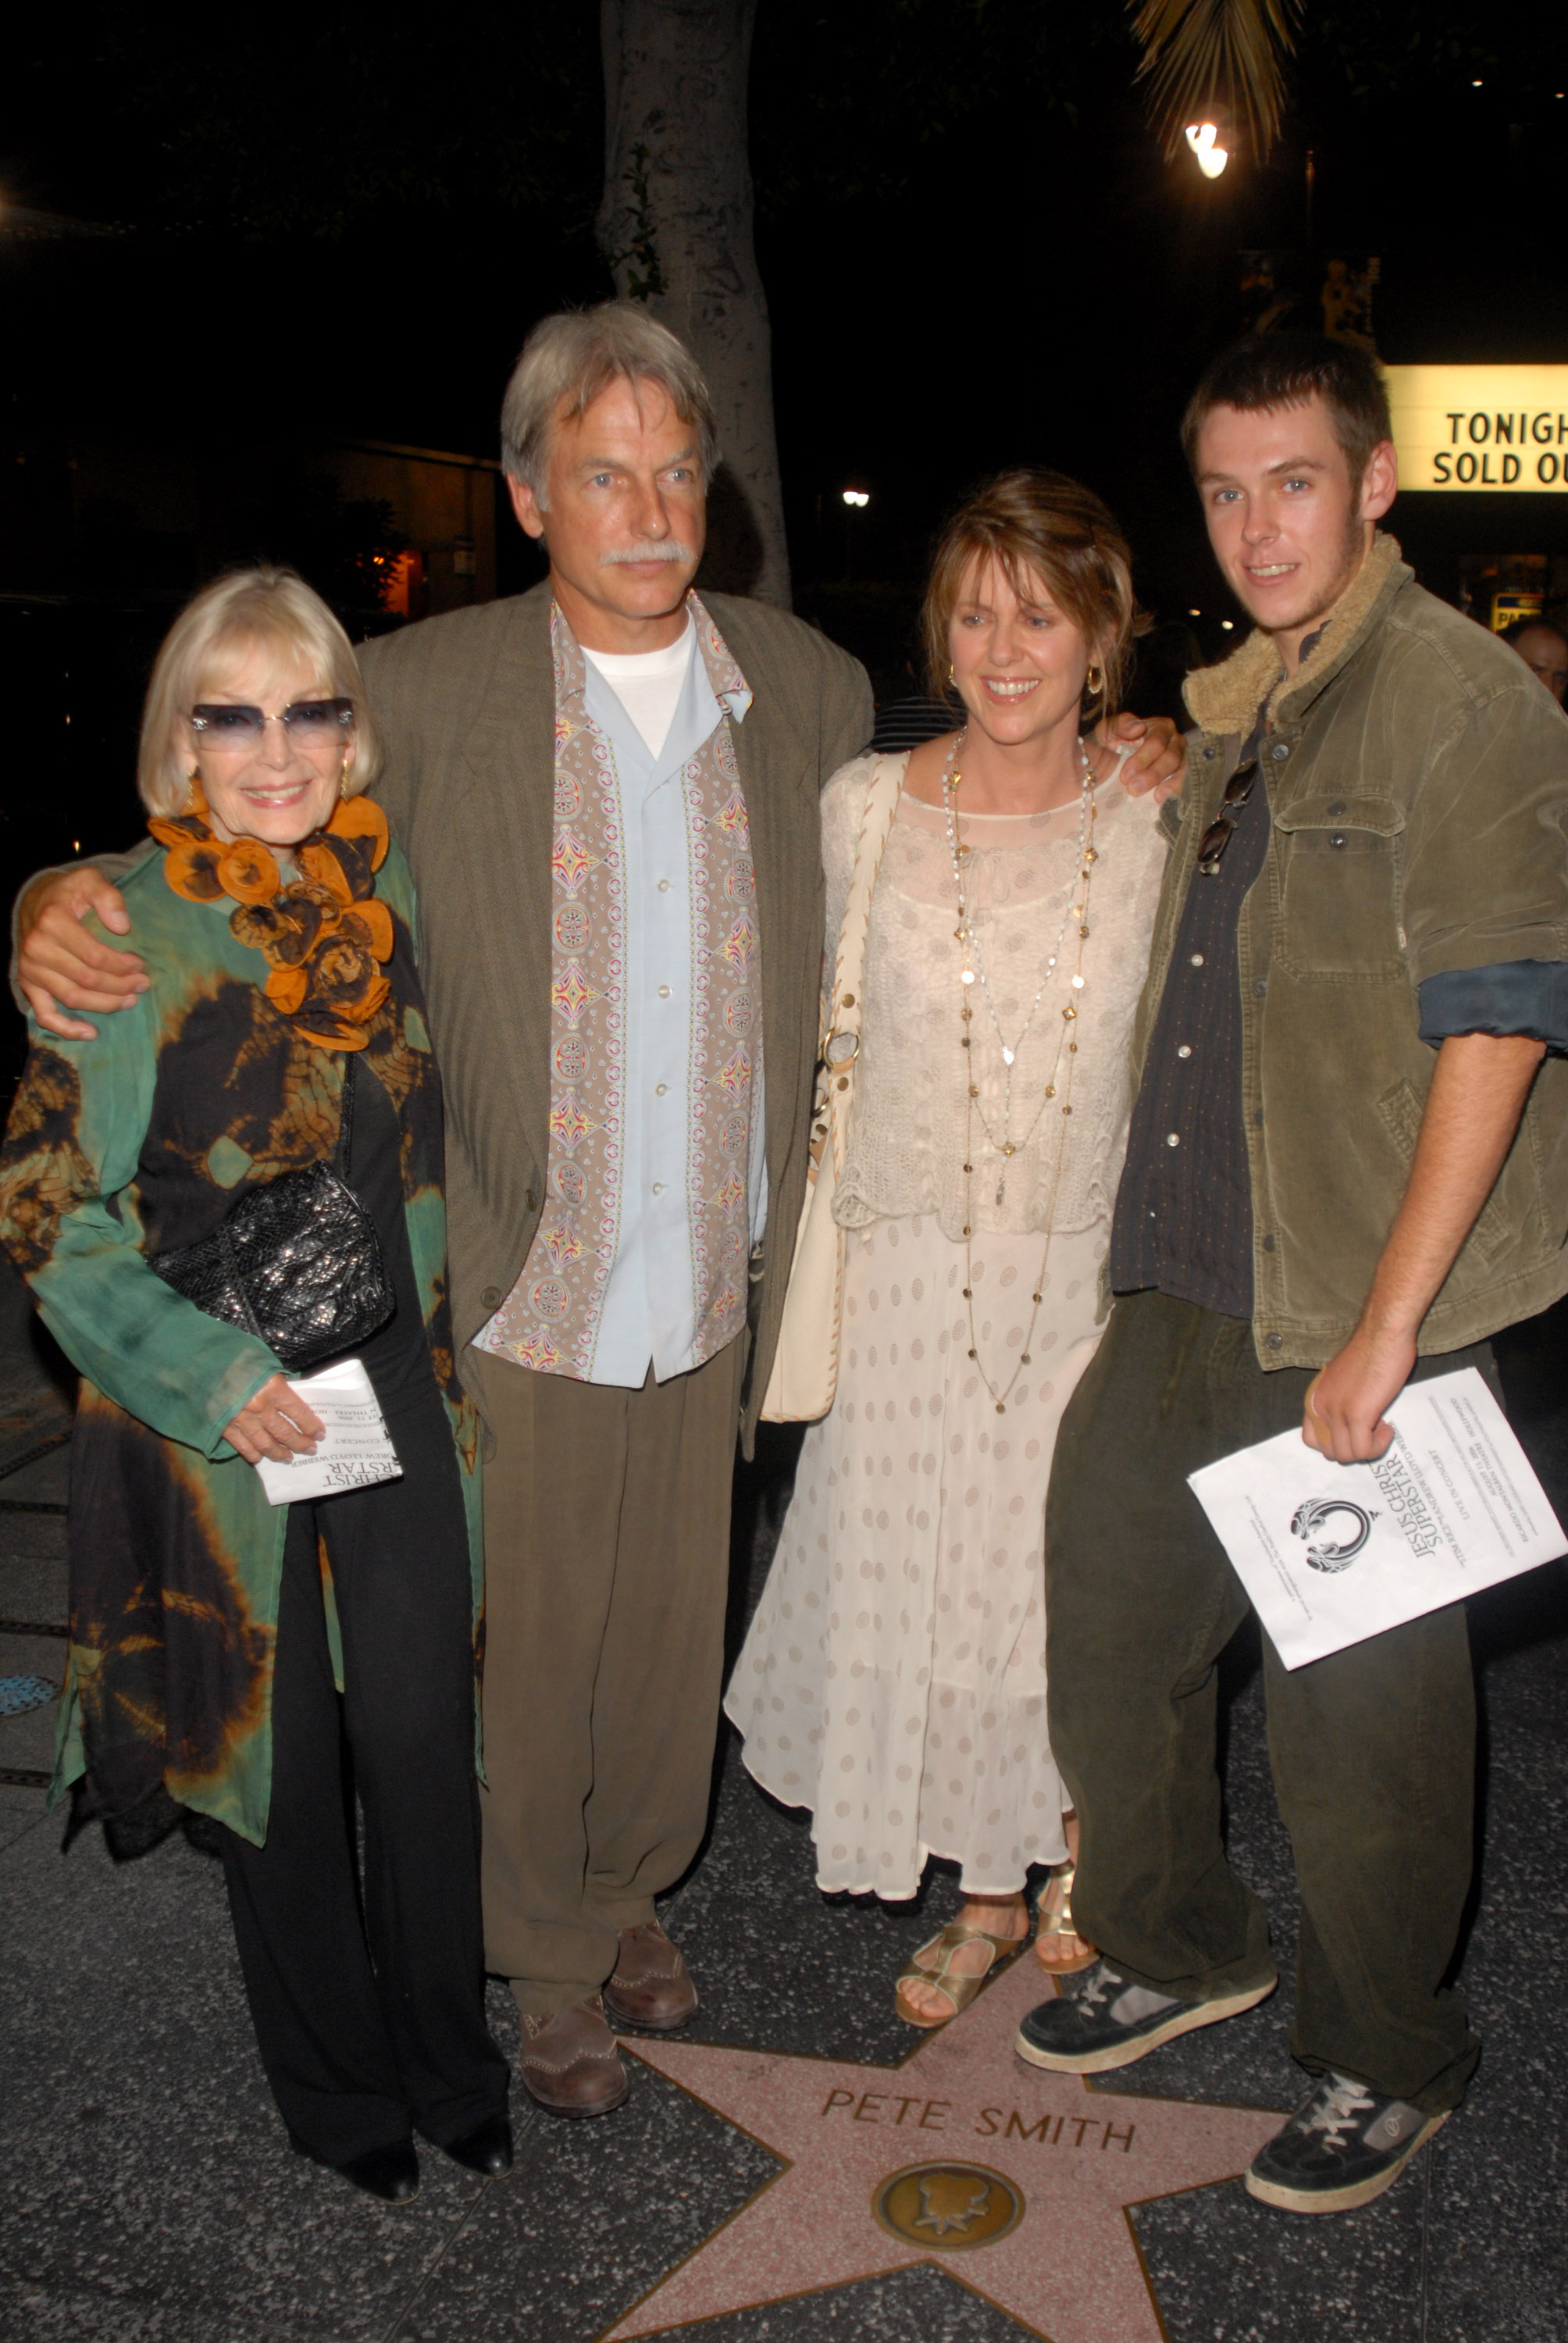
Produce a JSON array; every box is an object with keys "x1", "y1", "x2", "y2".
[{"x1": 602, "y1": 1957, "x2": 1286, "y2": 2343}]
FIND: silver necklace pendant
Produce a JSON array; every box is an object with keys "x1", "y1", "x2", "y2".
[
  {"x1": 948, "y1": 728, "x2": 1096, "y2": 1191},
  {"x1": 950, "y1": 729, "x2": 1099, "y2": 1421}
]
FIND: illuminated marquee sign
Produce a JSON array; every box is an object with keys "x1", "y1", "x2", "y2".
[{"x1": 1384, "y1": 366, "x2": 1568, "y2": 492}]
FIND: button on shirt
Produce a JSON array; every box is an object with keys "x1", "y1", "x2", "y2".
[
  {"x1": 1110, "y1": 722, "x2": 1270, "y2": 1318},
  {"x1": 573, "y1": 624, "x2": 767, "y2": 1385}
]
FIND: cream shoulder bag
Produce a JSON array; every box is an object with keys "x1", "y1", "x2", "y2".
[{"x1": 761, "y1": 757, "x2": 903, "y2": 1423}]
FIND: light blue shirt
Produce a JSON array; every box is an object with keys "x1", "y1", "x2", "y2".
[{"x1": 578, "y1": 632, "x2": 768, "y2": 1385}]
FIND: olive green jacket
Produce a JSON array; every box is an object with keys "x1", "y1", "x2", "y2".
[{"x1": 1140, "y1": 533, "x2": 1568, "y2": 1368}]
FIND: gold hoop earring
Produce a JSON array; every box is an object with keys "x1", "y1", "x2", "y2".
[
  {"x1": 1085, "y1": 663, "x2": 1105, "y2": 698},
  {"x1": 948, "y1": 663, "x2": 956, "y2": 684}
]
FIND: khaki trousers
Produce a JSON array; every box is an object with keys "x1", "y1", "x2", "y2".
[{"x1": 468, "y1": 1338, "x2": 746, "y2": 2019}]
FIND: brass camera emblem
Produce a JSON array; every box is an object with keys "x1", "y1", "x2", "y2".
[{"x1": 872, "y1": 2161, "x2": 1025, "y2": 2251}]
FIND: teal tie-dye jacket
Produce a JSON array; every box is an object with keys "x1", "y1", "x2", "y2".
[{"x1": 0, "y1": 836, "x2": 482, "y2": 1844}]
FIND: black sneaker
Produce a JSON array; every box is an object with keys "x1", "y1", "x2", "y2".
[
  {"x1": 1246, "y1": 2072, "x2": 1448, "y2": 2213},
  {"x1": 1014, "y1": 1958, "x2": 1276, "y2": 2074}
]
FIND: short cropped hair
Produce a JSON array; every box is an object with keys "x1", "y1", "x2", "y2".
[
  {"x1": 137, "y1": 568, "x2": 380, "y2": 818},
  {"x1": 1181, "y1": 332, "x2": 1393, "y2": 487},
  {"x1": 1499, "y1": 615, "x2": 1568, "y2": 650},
  {"x1": 499, "y1": 301, "x2": 720, "y2": 502},
  {"x1": 920, "y1": 469, "x2": 1139, "y2": 713}
]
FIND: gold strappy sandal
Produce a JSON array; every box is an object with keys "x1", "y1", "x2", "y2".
[
  {"x1": 1034, "y1": 1860, "x2": 1098, "y2": 1976},
  {"x1": 894, "y1": 1917, "x2": 1031, "y2": 2030}
]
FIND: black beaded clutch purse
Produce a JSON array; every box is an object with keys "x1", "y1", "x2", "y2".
[{"x1": 148, "y1": 1062, "x2": 394, "y2": 1373}]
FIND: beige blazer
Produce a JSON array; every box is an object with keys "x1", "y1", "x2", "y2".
[{"x1": 358, "y1": 580, "x2": 872, "y2": 1443}]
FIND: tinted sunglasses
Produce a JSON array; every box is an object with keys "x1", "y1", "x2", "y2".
[
  {"x1": 190, "y1": 699, "x2": 355, "y2": 752},
  {"x1": 1196, "y1": 753, "x2": 1260, "y2": 876}
]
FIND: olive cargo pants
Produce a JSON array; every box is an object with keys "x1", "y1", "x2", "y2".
[{"x1": 1045, "y1": 1289, "x2": 1485, "y2": 2114}]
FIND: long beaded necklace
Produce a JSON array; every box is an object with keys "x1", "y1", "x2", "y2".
[{"x1": 941, "y1": 729, "x2": 1101, "y2": 1414}]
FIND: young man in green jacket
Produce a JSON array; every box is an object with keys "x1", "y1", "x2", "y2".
[{"x1": 1017, "y1": 333, "x2": 1568, "y2": 2213}]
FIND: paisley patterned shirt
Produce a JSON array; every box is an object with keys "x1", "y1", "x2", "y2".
[{"x1": 472, "y1": 594, "x2": 767, "y2": 1383}]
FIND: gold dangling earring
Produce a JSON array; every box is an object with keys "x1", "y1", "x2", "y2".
[{"x1": 1085, "y1": 662, "x2": 1104, "y2": 699}]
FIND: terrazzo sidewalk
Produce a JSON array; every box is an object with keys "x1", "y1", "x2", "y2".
[{"x1": 2, "y1": 1320, "x2": 1566, "y2": 2341}]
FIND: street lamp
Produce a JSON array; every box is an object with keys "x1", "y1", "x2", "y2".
[
  {"x1": 1185, "y1": 121, "x2": 1228, "y2": 178},
  {"x1": 840, "y1": 488, "x2": 870, "y2": 581}
]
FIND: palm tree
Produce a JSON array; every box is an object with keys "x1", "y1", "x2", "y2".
[
  {"x1": 597, "y1": 2, "x2": 1306, "y2": 615},
  {"x1": 1130, "y1": 0, "x2": 1303, "y2": 162},
  {"x1": 599, "y1": 0, "x2": 790, "y2": 608}
]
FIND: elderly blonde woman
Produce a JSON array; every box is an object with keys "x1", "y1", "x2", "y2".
[
  {"x1": 0, "y1": 569, "x2": 508, "y2": 2202},
  {"x1": 728, "y1": 472, "x2": 1171, "y2": 2025}
]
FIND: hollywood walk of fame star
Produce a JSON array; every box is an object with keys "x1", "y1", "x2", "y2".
[{"x1": 603, "y1": 1957, "x2": 1288, "y2": 2343}]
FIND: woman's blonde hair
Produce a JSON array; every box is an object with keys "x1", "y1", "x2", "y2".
[
  {"x1": 921, "y1": 469, "x2": 1139, "y2": 715},
  {"x1": 137, "y1": 567, "x2": 382, "y2": 817}
]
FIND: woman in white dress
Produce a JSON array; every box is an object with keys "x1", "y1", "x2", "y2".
[{"x1": 727, "y1": 469, "x2": 1171, "y2": 2024}]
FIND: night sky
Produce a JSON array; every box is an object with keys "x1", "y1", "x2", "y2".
[{"x1": 3, "y1": 5, "x2": 1566, "y2": 700}]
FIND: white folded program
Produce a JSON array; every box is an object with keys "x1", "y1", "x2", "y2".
[
  {"x1": 254, "y1": 1356, "x2": 402, "y2": 1507},
  {"x1": 1188, "y1": 1367, "x2": 1566, "y2": 1668}
]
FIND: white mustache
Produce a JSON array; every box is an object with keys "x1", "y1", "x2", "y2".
[{"x1": 599, "y1": 540, "x2": 695, "y2": 566}]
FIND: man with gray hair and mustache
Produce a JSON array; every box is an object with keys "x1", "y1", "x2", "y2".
[{"x1": 18, "y1": 302, "x2": 1181, "y2": 2123}]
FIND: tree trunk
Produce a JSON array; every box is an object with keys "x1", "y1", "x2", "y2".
[{"x1": 599, "y1": 0, "x2": 790, "y2": 606}]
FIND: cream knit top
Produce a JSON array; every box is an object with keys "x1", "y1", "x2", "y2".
[{"x1": 825, "y1": 751, "x2": 1169, "y2": 1241}]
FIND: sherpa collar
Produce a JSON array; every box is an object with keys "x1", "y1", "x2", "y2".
[{"x1": 1183, "y1": 531, "x2": 1409, "y2": 739}]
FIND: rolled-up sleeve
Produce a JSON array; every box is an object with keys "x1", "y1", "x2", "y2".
[
  {"x1": 1417, "y1": 960, "x2": 1568, "y2": 1050},
  {"x1": 1402, "y1": 676, "x2": 1568, "y2": 987}
]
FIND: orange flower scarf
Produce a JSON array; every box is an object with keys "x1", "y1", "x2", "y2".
[{"x1": 150, "y1": 790, "x2": 394, "y2": 1050}]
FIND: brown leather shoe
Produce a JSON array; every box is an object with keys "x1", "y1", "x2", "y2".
[
  {"x1": 517, "y1": 1993, "x2": 630, "y2": 2117},
  {"x1": 602, "y1": 1918, "x2": 699, "y2": 2031}
]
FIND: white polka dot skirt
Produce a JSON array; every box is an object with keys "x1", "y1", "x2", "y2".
[{"x1": 725, "y1": 1212, "x2": 1107, "y2": 1898}]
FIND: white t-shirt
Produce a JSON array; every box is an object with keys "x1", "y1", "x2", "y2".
[{"x1": 580, "y1": 615, "x2": 696, "y2": 759}]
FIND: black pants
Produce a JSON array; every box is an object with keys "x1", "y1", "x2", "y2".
[
  {"x1": 1046, "y1": 1289, "x2": 1484, "y2": 2115},
  {"x1": 220, "y1": 1364, "x2": 506, "y2": 2163}
]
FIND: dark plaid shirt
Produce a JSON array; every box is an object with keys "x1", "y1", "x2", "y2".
[{"x1": 1110, "y1": 721, "x2": 1269, "y2": 1319}]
